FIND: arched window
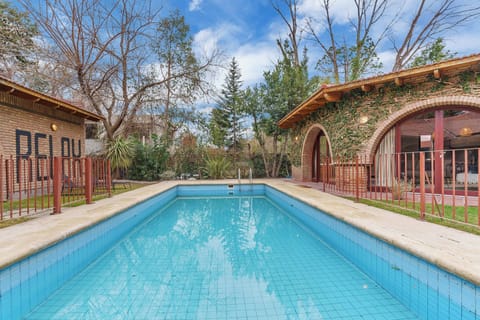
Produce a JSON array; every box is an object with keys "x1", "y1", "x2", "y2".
[{"x1": 375, "y1": 107, "x2": 480, "y2": 192}]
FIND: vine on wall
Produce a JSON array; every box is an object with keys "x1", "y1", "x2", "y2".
[{"x1": 288, "y1": 67, "x2": 480, "y2": 167}]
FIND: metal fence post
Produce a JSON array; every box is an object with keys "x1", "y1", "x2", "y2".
[
  {"x1": 355, "y1": 156, "x2": 359, "y2": 202},
  {"x1": 53, "y1": 156, "x2": 62, "y2": 214},
  {"x1": 419, "y1": 152, "x2": 425, "y2": 220},
  {"x1": 85, "y1": 157, "x2": 93, "y2": 204},
  {"x1": 106, "y1": 159, "x2": 112, "y2": 197}
]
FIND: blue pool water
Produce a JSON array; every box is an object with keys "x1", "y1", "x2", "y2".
[
  {"x1": 27, "y1": 197, "x2": 416, "y2": 319},
  {"x1": 1, "y1": 184, "x2": 478, "y2": 319},
  {"x1": 26, "y1": 196, "x2": 417, "y2": 319}
]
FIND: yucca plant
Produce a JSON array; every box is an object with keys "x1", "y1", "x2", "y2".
[
  {"x1": 203, "y1": 156, "x2": 231, "y2": 179},
  {"x1": 105, "y1": 135, "x2": 136, "y2": 177}
]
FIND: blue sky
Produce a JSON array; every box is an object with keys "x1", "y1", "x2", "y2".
[
  {"x1": 162, "y1": 0, "x2": 282, "y2": 87},
  {"x1": 161, "y1": 0, "x2": 480, "y2": 89}
]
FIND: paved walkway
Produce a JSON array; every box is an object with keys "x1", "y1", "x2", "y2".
[{"x1": 0, "y1": 179, "x2": 479, "y2": 287}]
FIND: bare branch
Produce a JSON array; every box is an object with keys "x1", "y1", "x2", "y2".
[
  {"x1": 272, "y1": 0, "x2": 301, "y2": 66},
  {"x1": 392, "y1": 0, "x2": 480, "y2": 70},
  {"x1": 19, "y1": 0, "x2": 220, "y2": 141}
]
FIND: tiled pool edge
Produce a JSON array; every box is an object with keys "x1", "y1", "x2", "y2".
[
  {"x1": 1, "y1": 179, "x2": 479, "y2": 285},
  {"x1": 265, "y1": 184, "x2": 478, "y2": 319},
  {"x1": 265, "y1": 180, "x2": 480, "y2": 288},
  {"x1": 0, "y1": 181, "x2": 179, "y2": 270},
  {"x1": 0, "y1": 180, "x2": 479, "y2": 319},
  {"x1": 0, "y1": 179, "x2": 480, "y2": 285}
]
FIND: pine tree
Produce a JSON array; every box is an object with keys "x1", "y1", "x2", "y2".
[{"x1": 209, "y1": 57, "x2": 244, "y2": 166}]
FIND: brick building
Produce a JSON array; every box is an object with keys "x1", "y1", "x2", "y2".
[
  {"x1": 0, "y1": 76, "x2": 102, "y2": 160},
  {"x1": 279, "y1": 54, "x2": 480, "y2": 192}
]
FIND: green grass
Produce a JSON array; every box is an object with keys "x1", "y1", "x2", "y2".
[
  {"x1": 0, "y1": 182, "x2": 150, "y2": 227},
  {"x1": 387, "y1": 198, "x2": 479, "y2": 225},
  {"x1": 0, "y1": 217, "x2": 33, "y2": 229},
  {"x1": 2, "y1": 195, "x2": 53, "y2": 212},
  {"x1": 64, "y1": 183, "x2": 147, "y2": 207},
  {"x1": 349, "y1": 197, "x2": 480, "y2": 236}
]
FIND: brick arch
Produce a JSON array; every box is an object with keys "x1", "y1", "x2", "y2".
[
  {"x1": 363, "y1": 95, "x2": 480, "y2": 160},
  {"x1": 300, "y1": 124, "x2": 333, "y2": 181}
]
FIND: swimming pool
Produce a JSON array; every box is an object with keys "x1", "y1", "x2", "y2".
[{"x1": 1, "y1": 184, "x2": 478, "y2": 319}]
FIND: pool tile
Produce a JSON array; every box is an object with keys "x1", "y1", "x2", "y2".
[{"x1": 4, "y1": 188, "x2": 479, "y2": 319}]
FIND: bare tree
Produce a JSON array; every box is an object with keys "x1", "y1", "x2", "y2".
[
  {"x1": 272, "y1": 0, "x2": 302, "y2": 66},
  {"x1": 20, "y1": 0, "x2": 219, "y2": 141},
  {"x1": 270, "y1": 0, "x2": 307, "y2": 177},
  {"x1": 305, "y1": 0, "x2": 390, "y2": 83},
  {"x1": 392, "y1": 0, "x2": 480, "y2": 70}
]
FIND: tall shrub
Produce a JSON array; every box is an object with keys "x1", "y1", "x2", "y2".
[{"x1": 128, "y1": 135, "x2": 169, "y2": 181}]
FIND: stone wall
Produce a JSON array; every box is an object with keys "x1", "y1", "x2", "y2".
[{"x1": 289, "y1": 65, "x2": 480, "y2": 168}]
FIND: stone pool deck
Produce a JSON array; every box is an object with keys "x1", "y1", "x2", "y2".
[{"x1": 0, "y1": 179, "x2": 479, "y2": 287}]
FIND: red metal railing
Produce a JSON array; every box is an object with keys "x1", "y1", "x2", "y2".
[
  {"x1": 304, "y1": 148, "x2": 480, "y2": 227},
  {"x1": 0, "y1": 156, "x2": 111, "y2": 220}
]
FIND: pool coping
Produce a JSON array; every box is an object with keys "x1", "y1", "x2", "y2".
[{"x1": 0, "y1": 179, "x2": 479, "y2": 287}]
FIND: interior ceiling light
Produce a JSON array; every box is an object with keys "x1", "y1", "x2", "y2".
[{"x1": 459, "y1": 127, "x2": 473, "y2": 137}]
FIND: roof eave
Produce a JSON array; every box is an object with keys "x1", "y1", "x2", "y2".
[
  {"x1": 278, "y1": 53, "x2": 480, "y2": 129},
  {"x1": 0, "y1": 77, "x2": 104, "y2": 122}
]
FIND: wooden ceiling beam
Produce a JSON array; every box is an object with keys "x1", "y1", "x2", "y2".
[
  {"x1": 361, "y1": 84, "x2": 373, "y2": 92},
  {"x1": 297, "y1": 110, "x2": 313, "y2": 115},
  {"x1": 394, "y1": 77, "x2": 404, "y2": 86},
  {"x1": 313, "y1": 98, "x2": 325, "y2": 104},
  {"x1": 323, "y1": 92, "x2": 341, "y2": 102},
  {"x1": 433, "y1": 69, "x2": 441, "y2": 79}
]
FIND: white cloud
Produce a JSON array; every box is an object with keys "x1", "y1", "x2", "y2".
[
  {"x1": 193, "y1": 23, "x2": 241, "y2": 57},
  {"x1": 193, "y1": 28, "x2": 220, "y2": 57},
  {"x1": 198, "y1": 105, "x2": 214, "y2": 115},
  {"x1": 234, "y1": 43, "x2": 279, "y2": 86},
  {"x1": 377, "y1": 50, "x2": 396, "y2": 73},
  {"x1": 298, "y1": 0, "x2": 355, "y2": 25},
  {"x1": 193, "y1": 23, "x2": 280, "y2": 88},
  {"x1": 188, "y1": 0, "x2": 202, "y2": 11}
]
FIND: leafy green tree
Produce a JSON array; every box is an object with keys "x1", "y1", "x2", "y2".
[
  {"x1": 209, "y1": 57, "x2": 244, "y2": 166},
  {"x1": 244, "y1": 42, "x2": 317, "y2": 177},
  {"x1": 0, "y1": 1, "x2": 38, "y2": 79},
  {"x1": 150, "y1": 10, "x2": 208, "y2": 144},
  {"x1": 316, "y1": 37, "x2": 383, "y2": 83},
  {"x1": 173, "y1": 132, "x2": 205, "y2": 177},
  {"x1": 409, "y1": 38, "x2": 456, "y2": 68},
  {"x1": 209, "y1": 107, "x2": 228, "y2": 149},
  {"x1": 128, "y1": 134, "x2": 169, "y2": 181}
]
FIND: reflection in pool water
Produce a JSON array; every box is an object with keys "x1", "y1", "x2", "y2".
[{"x1": 26, "y1": 196, "x2": 417, "y2": 319}]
